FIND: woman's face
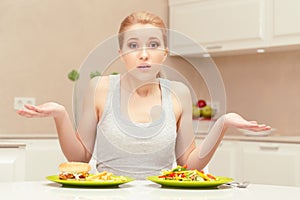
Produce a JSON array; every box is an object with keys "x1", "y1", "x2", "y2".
[{"x1": 119, "y1": 24, "x2": 168, "y2": 80}]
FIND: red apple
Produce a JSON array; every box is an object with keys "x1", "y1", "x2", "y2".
[{"x1": 197, "y1": 99, "x2": 207, "y2": 108}]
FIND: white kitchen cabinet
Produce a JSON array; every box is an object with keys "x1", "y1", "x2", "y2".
[
  {"x1": 208, "y1": 141, "x2": 241, "y2": 179},
  {"x1": 0, "y1": 138, "x2": 66, "y2": 181},
  {"x1": 240, "y1": 141, "x2": 300, "y2": 186},
  {"x1": 24, "y1": 139, "x2": 66, "y2": 181},
  {"x1": 169, "y1": 0, "x2": 300, "y2": 55},
  {"x1": 271, "y1": 0, "x2": 300, "y2": 47},
  {"x1": 169, "y1": 0, "x2": 268, "y2": 54},
  {"x1": 195, "y1": 136, "x2": 300, "y2": 186},
  {"x1": 0, "y1": 143, "x2": 26, "y2": 182}
]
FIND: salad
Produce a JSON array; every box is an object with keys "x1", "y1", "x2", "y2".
[{"x1": 158, "y1": 165, "x2": 217, "y2": 182}]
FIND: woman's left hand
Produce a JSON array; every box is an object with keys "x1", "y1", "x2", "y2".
[{"x1": 224, "y1": 113, "x2": 271, "y2": 132}]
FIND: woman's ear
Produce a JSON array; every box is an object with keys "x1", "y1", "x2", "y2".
[
  {"x1": 165, "y1": 48, "x2": 169, "y2": 56},
  {"x1": 162, "y1": 48, "x2": 169, "y2": 62}
]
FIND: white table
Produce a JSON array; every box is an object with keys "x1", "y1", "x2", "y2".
[{"x1": 1, "y1": 180, "x2": 300, "y2": 200}]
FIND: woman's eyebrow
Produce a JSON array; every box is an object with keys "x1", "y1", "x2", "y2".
[
  {"x1": 126, "y1": 37, "x2": 161, "y2": 41},
  {"x1": 148, "y1": 37, "x2": 160, "y2": 40},
  {"x1": 127, "y1": 37, "x2": 139, "y2": 41}
]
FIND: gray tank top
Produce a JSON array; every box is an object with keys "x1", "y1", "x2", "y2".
[{"x1": 95, "y1": 75, "x2": 177, "y2": 179}]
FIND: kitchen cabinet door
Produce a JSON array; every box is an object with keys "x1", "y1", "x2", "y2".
[
  {"x1": 271, "y1": 0, "x2": 300, "y2": 46},
  {"x1": 240, "y1": 141, "x2": 300, "y2": 186},
  {"x1": 0, "y1": 143, "x2": 26, "y2": 181},
  {"x1": 209, "y1": 141, "x2": 241, "y2": 180},
  {"x1": 24, "y1": 139, "x2": 66, "y2": 181},
  {"x1": 169, "y1": 0, "x2": 300, "y2": 55},
  {"x1": 169, "y1": 0, "x2": 267, "y2": 54}
]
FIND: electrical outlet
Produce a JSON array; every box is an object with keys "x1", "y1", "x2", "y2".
[{"x1": 14, "y1": 97, "x2": 36, "y2": 110}]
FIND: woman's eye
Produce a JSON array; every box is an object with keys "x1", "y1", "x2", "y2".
[
  {"x1": 128, "y1": 42, "x2": 139, "y2": 49},
  {"x1": 148, "y1": 41, "x2": 160, "y2": 48}
]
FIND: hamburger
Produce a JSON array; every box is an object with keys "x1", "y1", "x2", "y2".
[{"x1": 58, "y1": 162, "x2": 91, "y2": 180}]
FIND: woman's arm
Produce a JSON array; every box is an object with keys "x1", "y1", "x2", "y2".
[
  {"x1": 17, "y1": 77, "x2": 103, "y2": 162},
  {"x1": 172, "y1": 82, "x2": 270, "y2": 170},
  {"x1": 184, "y1": 113, "x2": 270, "y2": 170},
  {"x1": 17, "y1": 102, "x2": 89, "y2": 161}
]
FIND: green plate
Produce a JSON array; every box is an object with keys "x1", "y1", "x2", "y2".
[
  {"x1": 46, "y1": 175, "x2": 134, "y2": 187},
  {"x1": 147, "y1": 176, "x2": 233, "y2": 188}
]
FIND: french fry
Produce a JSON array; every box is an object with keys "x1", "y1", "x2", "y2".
[{"x1": 86, "y1": 171, "x2": 126, "y2": 182}]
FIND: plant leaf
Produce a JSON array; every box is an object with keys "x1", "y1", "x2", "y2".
[
  {"x1": 68, "y1": 70, "x2": 80, "y2": 81},
  {"x1": 90, "y1": 71, "x2": 101, "y2": 79}
]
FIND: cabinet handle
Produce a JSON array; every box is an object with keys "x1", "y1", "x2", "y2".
[
  {"x1": 206, "y1": 45, "x2": 223, "y2": 50},
  {"x1": 259, "y1": 145, "x2": 279, "y2": 151},
  {"x1": 0, "y1": 143, "x2": 26, "y2": 149}
]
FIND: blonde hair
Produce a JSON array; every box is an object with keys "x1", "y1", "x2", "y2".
[
  {"x1": 118, "y1": 11, "x2": 168, "y2": 49},
  {"x1": 118, "y1": 11, "x2": 168, "y2": 78}
]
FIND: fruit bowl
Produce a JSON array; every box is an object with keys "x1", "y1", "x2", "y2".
[{"x1": 238, "y1": 128, "x2": 276, "y2": 137}]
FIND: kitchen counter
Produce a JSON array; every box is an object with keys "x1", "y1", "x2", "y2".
[
  {"x1": 1, "y1": 180, "x2": 300, "y2": 200},
  {"x1": 196, "y1": 134, "x2": 300, "y2": 144},
  {"x1": 0, "y1": 133, "x2": 57, "y2": 139}
]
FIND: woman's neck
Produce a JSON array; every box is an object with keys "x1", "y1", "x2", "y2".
[{"x1": 121, "y1": 74, "x2": 159, "y2": 97}]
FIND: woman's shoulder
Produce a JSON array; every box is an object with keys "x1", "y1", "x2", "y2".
[
  {"x1": 166, "y1": 80, "x2": 193, "y2": 119},
  {"x1": 91, "y1": 76, "x2": 112, "y2": 113},
  {"x1": 89, "y1": 75, "x2": 111, "y2": 90}
]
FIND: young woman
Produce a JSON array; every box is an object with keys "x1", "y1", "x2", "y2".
[{"x1": 17, "y1": 11, "x2": 270, "y2": 179}]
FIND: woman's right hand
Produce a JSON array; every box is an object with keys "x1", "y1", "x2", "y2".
[{"x1": 17, "y1": 102, "x2": 66, "y2": 118}]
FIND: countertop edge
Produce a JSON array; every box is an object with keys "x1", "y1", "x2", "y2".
[
  {"x1": 195, "y1": 134, "x2": 300, "y2": 144},
  {"x1": 1, "y1": 133, "x2": 300, "y2": 144},
  {"x1": 0, "y1": 133, "x2": 58, "y2": 140}
]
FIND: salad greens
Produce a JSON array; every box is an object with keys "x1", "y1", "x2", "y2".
[{"x1": 158, "y1": 165, "x2": 217, "y2": 182}]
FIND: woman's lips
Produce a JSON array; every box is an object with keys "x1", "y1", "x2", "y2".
[{"x1": 137, "y1": 65, "x2": 151, "y2": 69}]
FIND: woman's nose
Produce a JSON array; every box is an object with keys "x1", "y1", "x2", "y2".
[{"x1": 139, "y1": 47, "x2": 149, "y2": 60}]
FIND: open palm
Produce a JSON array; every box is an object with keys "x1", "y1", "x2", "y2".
[
  {"x1": 225, "y1": 113, "x2": 270, "y2": 132},
  {"x1": 17, "y1": 102, "x2": 65, "y2": 118}
]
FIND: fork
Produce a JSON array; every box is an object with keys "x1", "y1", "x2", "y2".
[{"x1": 225, "y1": 181, "x2": 250, "y2": 188}]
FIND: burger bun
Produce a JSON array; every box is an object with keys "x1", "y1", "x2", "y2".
[{"x1": 59, "y1": 162, "x2": 91, "y2": 173}]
